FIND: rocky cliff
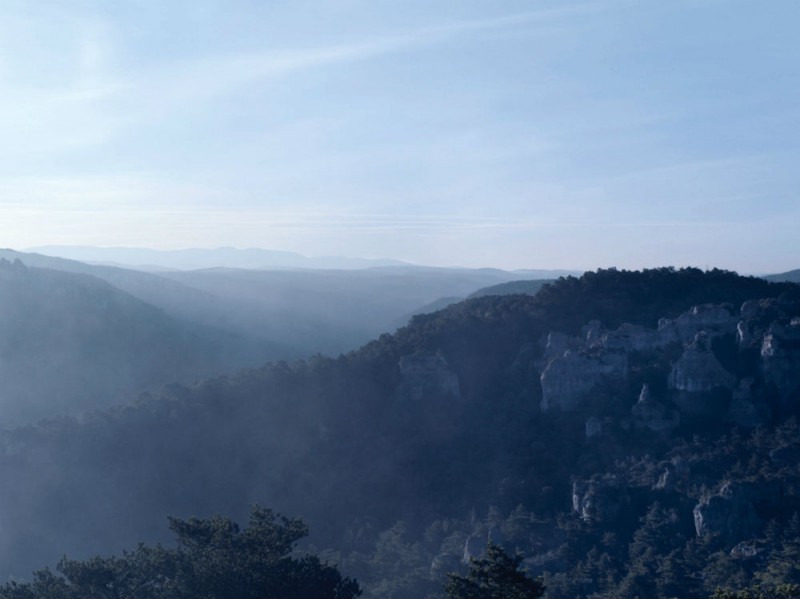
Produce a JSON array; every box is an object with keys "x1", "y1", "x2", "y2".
[{"x1": 534, "y1": 297, "x2": 799, "y2": 425}]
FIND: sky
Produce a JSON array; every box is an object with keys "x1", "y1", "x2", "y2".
[{"x1": 1, "y1": 0, "x2": 798, "y2": 273}]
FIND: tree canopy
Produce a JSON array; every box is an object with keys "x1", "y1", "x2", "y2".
[
  {"x1": 0, "y1": 506, "x2": 360, "y2": 599},
  {"x1": 443, "y1": 542, "x2": 544, "y2": 599}
]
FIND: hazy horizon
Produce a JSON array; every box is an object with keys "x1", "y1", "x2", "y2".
[
  {"x1": 12, "y1": 244, "x2": 793, "y2": 276},
  {"x1": 2, "y1": 1, "x2": 798, "y2": 272}
]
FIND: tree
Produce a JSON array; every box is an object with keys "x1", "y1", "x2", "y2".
[
  {"x1": 0, "y1": 506, "x2": 360, "y2": 599},
  {"x1": 710, "y1": 584, "x2": 800, "y2": 599},
  {"x1": 443, "y1": 542, "x2": 544, "y2": 599}
]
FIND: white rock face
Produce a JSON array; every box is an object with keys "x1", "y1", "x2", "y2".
[
  {"x1": 670, "y1": 304, "x2": 738, "y2": 341},
  {"x1": 537, "y1": 298, "x2": 798, "y2": 416},
  {"x1": 540, "y1": 349, "x2": 626, "y2": 412},
  {"x1": 538, "y1": 302, "x2": 739, "y2": 412},
  {"x1": 668, "y1": 333, "x2": 736, "y2": 393}
]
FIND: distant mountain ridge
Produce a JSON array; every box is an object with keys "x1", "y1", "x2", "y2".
[
  {"x1": 27, "y1": 245, "x2": 582, "y2": 278},
  {"x1": 28, "y1": 245, "x2": 411, "y2": 271},
  {"x1": 764, "y1": 268, "x2": 800, "y2": 283},
  {"x1": 4, "y1": 248, "x2": 566, "y2": 358}
]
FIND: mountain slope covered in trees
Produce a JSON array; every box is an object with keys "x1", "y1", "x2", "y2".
[
  {"x1": 1, "y1": 268, "x2": 799, "y2": 598},
  {"x1": 1, "y1": 249, "x2": 544, "y2": 357}
]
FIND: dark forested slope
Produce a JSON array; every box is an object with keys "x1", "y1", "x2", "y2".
[
  {"x1": 765, "y1": 268, "x2": 800, "y2": 283},
  {"x1": 1, "y1": 267, "x2": 799, "y2": 598}
]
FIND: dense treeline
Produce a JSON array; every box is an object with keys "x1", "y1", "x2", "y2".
[
  {"x1": 0, "y1": 506, "x2": 360, "y2": 599},
  {"x1": 1, "y1": 268, "x2": 798, "y2": 597}
]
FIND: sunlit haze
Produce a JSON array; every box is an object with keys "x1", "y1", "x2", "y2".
[{"x1": 2, "y1": 0, "x2": 798, "y2": 272}]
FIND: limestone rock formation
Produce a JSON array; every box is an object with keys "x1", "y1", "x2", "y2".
[
  {"x1": 543, "y1": 332, "x2": 580, "y2": 361},
  {"x1": 585, "y1": 416, "x2": 614, "y2": 439},
  {"x1": 631, "y1": 384, "x2": 679, "y2": 434},
  {"x1": 397, "y1": 351, "x2": 461, "y2": 400},
  {"x1": 540, "y1": 349, "x2": 626, "y2": 412},
  {"x1": 537, "y1": 297, "x2": 798, "y2": 421},
  {"x1": 654, "y1": 457, "x2": 690, "y2": 491},
  {"x1": 669, "y1": 333, "x2": 736, "y2": 393},
  {"x1": 761, "y1": 320, "x2": 800, "y2": 404},
  {"x1": 669, "y1": 333, "x2": 736, "y2": 414},
  {"x1": 572, "y1": 476, "x2": 629, "y2": 523},
  {"x1": 729, "y1": 540, "x2": 763, "y2": 560},
  {"x1": 693, "y1": 481, "x2": 774, "y2": 542},
  {"x1": 670, "y1": 303, "x2": 738, "y2": 342},
  {"x1": 462, "y1": 534, "x2": 485, "y2": 563}
]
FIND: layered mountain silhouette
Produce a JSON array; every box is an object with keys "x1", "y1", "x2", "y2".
[{"x1": 0, "y1": 258, "x2": 278, "y2": 424}]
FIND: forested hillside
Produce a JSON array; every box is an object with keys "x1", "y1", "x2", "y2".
[
  {"x1": 0, "y1": 249, "x2": 538, "y2": 357},
  {"x1": 1, "y1": 268, "x2": 799, "y2": 598},
  {"x1": 0, "y1": 259, "x2": 272, "y2": 424}
]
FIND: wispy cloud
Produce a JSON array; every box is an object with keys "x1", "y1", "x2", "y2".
[
  {"x1": 0, "y1": 1, "x2": 623, "y2": 158},
  {"x1": 76, "y1": 1, "x2": 631, "y2": 127}
]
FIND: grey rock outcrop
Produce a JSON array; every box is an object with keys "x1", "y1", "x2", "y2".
[
  {"x1": 669, "y1": 333, "x2": 736, "y2": 393},
  {"x1": 543, "y1": 332, "x2": 580, "y2": 361},
  {"x1": 540, "y1": 349, "x2": 626, "y2": 412},
  {"x1": 761, "y1": 320, "x2": 800, "y2": 403},
  {"x1": 670, "y1": 303, "x2": 738, "y2": 342},
  {"x1": 585, "y1": 416, "x2": 613, "y2": 439},
  {"x1": 729, "y1": 541, "x2": 763, "y2": 560},
  {"x1": 631, "y1": 384, "x2": 679, "y2": 433},
  {"x1": 654, "y1": 457, "x2": 690, "y2": 491},
  {"x1": 693, "y1": 481, "x2": 774, "y2": 542},
  {"x1": 538, "y1": 298, "x2": 798, "y2": 417},
  {"x1": 593, "y1": 322, "x2": 662, "y2": 352},
  {"x1": 397, "y1": 351, "x2": 461, "y2": 400},
  {"x1": 538, "y1": 302, "x2": 743, "y2": 413},
  {"x1": 572, "y1": 476, "x2": 629, "y2": 522},
  {"x1": 669, "y1": 333, "x2": 735, "y2": 414},
  {"x1": 462, "y1": 534, "x2": 486, "y2": 563}
]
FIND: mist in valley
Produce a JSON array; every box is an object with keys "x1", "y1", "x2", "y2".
[{"x1": 1, "y1": 2, "x2": 800, "y2": 598}]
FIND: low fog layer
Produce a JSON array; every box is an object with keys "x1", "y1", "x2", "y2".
[{"x1": 0, "y1": 258, "x2": 276, "y2": 424}]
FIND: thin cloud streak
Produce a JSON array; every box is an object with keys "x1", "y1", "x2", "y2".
[{"x1": 91, "y1": 1, "x2": 629, "y2": 125}]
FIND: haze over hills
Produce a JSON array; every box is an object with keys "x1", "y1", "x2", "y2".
[
  {"x1": 29, "y1": 245, "x2": 581, "y2": 277},
  {"x1": 764, "y1": 268, "x2": 800, "y2": 283},
  {"x1": 0, "y1": 258, "x2": 278, "y2": 424},
  {"x1": 2, "y1": 268, "x2": 799, "y2": 598},
  {"x1": 28, "y1": 245, "x2": 412, "y2": 271},
  {"x1": 2, "y1": 0, "x2": 799, "y2": 596},
  {"x1": 0, "y1": 248, "x2": 566, "y2": 425},
  {"x1": 3, "y1": 248, "x2": 573, "y2": 358}
]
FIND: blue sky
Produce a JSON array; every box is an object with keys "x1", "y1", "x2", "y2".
[{"x1": 1, "y1": 0, "x2": 798, "y2": 272}]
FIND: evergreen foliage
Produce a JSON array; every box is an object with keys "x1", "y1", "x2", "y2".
[
  {"x1": 443, "y1": 543, "x2": 544, "y2": 599},
  {"x1": 0, "y1": 268, "x2": 798, "y2": 597},
  {"x1": 0, "y1": 506, "x2": 360, "y2": 599}
]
